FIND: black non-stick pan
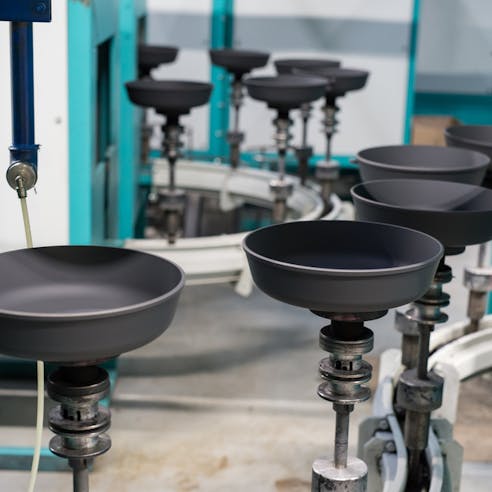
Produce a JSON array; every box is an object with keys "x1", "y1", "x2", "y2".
[
  {"x1": 0, "y1": 246, "x2": 184, "y2": 362},
  {"x1": 125, "y1": 79, "x2": 213, "y2": 116},
  {"x1": 356, "y1": 145, "x2": 489, "y2": 185},
  {"x1": 351, "y1": 179, "x2": 492, "y2": 250},
  {"x1": 209, "y1": 49, "x2": 269, "y2": 75},
  {"x1": 138, "y1": 44, "x2": 179, "y2": 77},
  {"x1": 274, "y1": 58, "x2": 341, "y2": 75},
  {"x1": 244, "y1": 75, "x2": 327, "y2": 112},
  {"x1": 243, "y1": 220, "x2": 442, "y2": 313}
]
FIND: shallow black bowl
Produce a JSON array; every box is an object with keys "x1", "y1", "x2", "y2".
[
  {"x1": 138, "y1": 44, "x2": 178, "y2": 76},
  {"x1": 356, "y1": 145, "x2": 489, "y2": 185},
  {"x1": 0, "y1": 246, "x2": 184, "y2": 362},
  {"x1": 351, "y1": 179, "x2": 492, "y2": 250},
  {"x1": 295, "y1": 67, "x2": 369, "y2": 96},
  {"x1": 244, "y1": 75, "x2": 327, "y2": 112},
  {"x1": 243, "y1": 220, "x2": 443, "y2": 313},
  {"x1": 210, "y1": 49, "x2": 269, "y2": 75},
  {"x1": 274, "y1": 58, "x2": 341, "y2": 75},
  {"x1": 125, "y1": 79, "x2": 213, "y2": 116}
]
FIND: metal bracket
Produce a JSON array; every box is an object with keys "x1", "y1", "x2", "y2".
[{"x1": 0, "y1": 1, "x2": 51, "y2": 22}]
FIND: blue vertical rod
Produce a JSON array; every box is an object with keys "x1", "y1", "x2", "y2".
[
  {"x1": 403, "y1": 0, "x2": 421, "y2": 144},
  {"x1": 208, "y1": 0, "x2": 234, "y2": 159},
  {"x1": 9, "y1": 22, "x2": 39, "y2": 170}
]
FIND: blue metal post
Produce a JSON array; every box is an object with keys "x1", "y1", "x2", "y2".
[
  {"x1": 209, "y1": 0, "x2": 234, "y2": 159},
  {"x1": 9, "y1": 22, "x2": 39, "y2": 173},
  {"x1": 403, "y1": 0, "x2": 421, "y2": 144}
]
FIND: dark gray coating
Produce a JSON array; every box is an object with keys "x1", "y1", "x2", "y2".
[
  {"x1": 138, "y1": 45, "x2": 178, "y2": 72},
  {"x1": 0, "y1": 246, "x2": 184, "y2": 362},
  {"x1": 294, "y1": 67, "x2": 369, "y2": 96},
  {"x1": 243, "y1": 221, "x2": 443, "y2": 313},
  {"x1": 445, "y1": 125, "x2": 492, "y2": 162},
  {"x1": 274, "y1": 58, "x2": 341, "y2": 75},
  {"x1": 351, "y1": 179, "x2": 492, "y2": 248},
  {"x1": 356, "y1": 145, "x2": 489, "y2": 185},
  {"x1": 209, "y1": 49, "x2": 269, "y2": 75},
  {"x1": 244, "y1": 75, "x2": 327, "y2": 111},
  {"x1": 125, "y1": 79, "x2": 212, "y2": 116}
]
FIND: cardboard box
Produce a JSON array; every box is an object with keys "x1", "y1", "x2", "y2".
[{"x1": 412, "y1": 116, "x2": 461, "y2": 146}]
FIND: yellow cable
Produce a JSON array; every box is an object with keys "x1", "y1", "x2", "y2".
[{"x1": 19, "y1": 194, "x2": 44, "y2": 492}]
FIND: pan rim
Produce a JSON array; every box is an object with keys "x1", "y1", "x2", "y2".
[
  {"x1": 0, "y1": 245, "x2": 185, "y2": 321},
  {"x1": 356, "y1": 144, "x2": 490, "y2": 174},
  {"x1": 242, "y1": 220, "x2": 443, "y2": 277}
]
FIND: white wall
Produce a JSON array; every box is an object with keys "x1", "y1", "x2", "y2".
[
  {"x1": 0, "y1": 4, "x2": 69, "y2": 252},
  {"x1": 146, "y1": 1, "x2": 414, "y2": 156},
  {"x1": 417, "y1": 0, "x2": 492, "y2": 93}
]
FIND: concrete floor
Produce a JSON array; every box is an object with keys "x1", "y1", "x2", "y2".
[{"x1": 0, "y1": 245, "x2": 490, "y2": 490}]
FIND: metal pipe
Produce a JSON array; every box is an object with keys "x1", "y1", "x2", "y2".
[{"x1": 417, "y1": 324, "x2": 431, "y2": 380}]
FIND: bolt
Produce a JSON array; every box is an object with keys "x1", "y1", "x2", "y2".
[
  {"x1": 35, "y1": 2, "x2": 47, "y2": 13},
  {"x1": 384, "y1": 440, "x2": 396, "y2": 453},
  {"x1": 378, "y1": 419, "x2": 389, "y2": 431}
]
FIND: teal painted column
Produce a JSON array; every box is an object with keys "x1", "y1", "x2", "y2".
[
  {"x1": 403, "y1": 0, "x2": 421, "y2": 144},
  {"x1": 118, "y1": 0, "x2": 144, "y2": 239},
  {"x1": 68, "y1": 1, "x2": 93, "y2": 244},
  {"x1": 209, "y1": 0, "x2": 234, "y2": 159}
]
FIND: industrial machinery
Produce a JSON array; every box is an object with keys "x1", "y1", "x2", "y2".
[
  {"x1": 209, "y1": 49, "x2": 270, "y2": 168},
  {"x1": 244, "y1": 220, "x2": 443, "y2": 491},
  {"x1": 244, "y1": 74, "x2": 326, "y2": 222},
  {"x1": 126, "y1": 79, "x2": 213, "y2": 243},
  {"x1": 296, "y1": 66, "x2": 369, "y2": 208},
  {"x1": 352, "y1": 179, "x2": 492, "y2": 490},
  {"x1": 0, "y1": 247, "x2": 184, "y2": 491},
  {"x1": 274, "y1": 58, "x2": 341, "y2": 184}
]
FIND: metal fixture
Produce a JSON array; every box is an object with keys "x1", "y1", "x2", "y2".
[
  {"x1": 48, "y1": 365, "x2": 111, "y2": 492},
  {"x1": 125, "y1": 79, "x2": 212, "y2": 244},
  {"x1": 294, "y1": 103, "x2": 313, "y2": 185},
  {"x1": 270, "y1": 114, "x2": 294, "y2": 222},
  {"x1": 463, "y1": 243, "x2": 492, "y2": 333},
  {"x1": 313, "y1": 310, "x2": 387, "y2": 491},
  {"x1": 243, "y1": 220, "x2": 443, "y2": 492},
  {"x1": 227, "y1": 76, "x2": 245, "y2": 168},
  {"x1": 158, "y1": 119, "x2": 186, "y2": 244},
  {"x1": 244, "y1": 74, "x2": 326, "y2": 223},
  {"x1": 396, "y1": 260, "x2": 450, "y2": 490},
  {"x1": 209, "y1": 49, "x2": 270, "y2": 168},
  {"x1": 274, "y1": 59, "x2": 341, "y2": 185}
]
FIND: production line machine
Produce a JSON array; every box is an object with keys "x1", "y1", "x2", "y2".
[{"x1": 1, "y1": 2, "x2": 492, "y2": 492}]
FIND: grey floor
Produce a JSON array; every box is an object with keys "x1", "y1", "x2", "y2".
[{"x1": 0, "y1": 246, "x2": 490, "y2": 491}]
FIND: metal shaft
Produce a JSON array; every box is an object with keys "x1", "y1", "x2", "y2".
[
  {"x1": 334, "y1": 404, "x2": 353, "y2": 468},
  {"x1": 416, "y1": 324, "x2": 431, "y2": 380},
  {"x1": 325, "y1": 135, "x2": 333, "y2": 162},
  {"x1": 70, "y1": 459, "x2": 89, "y2": 492},
  {"x1": 401, "y1": 333, "x2": 419, "y2": 370}
]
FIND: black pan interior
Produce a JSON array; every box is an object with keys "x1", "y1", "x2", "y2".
[
  {"x1": 245, "y1": 221, "x2": 441, "y2": 272},
  {"x1": 358, "y1": 145, "x2": 489, "y2": 171},
  {"x1": 0, "y1": 246, "x2": 183, "y2": 317}
]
